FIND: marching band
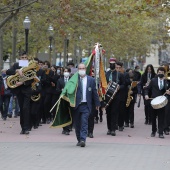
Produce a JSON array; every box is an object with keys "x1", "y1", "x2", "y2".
[{"x1": 1, "y1": 44, "x2": 170, "y2": 147}]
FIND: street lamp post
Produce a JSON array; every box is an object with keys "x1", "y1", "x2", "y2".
[
  {"x1": 23, "y1": 16, "x2": 31, "y2": 54},
  {"x1": 48, "y1": 25, "x2": 54, "y2": 64}
]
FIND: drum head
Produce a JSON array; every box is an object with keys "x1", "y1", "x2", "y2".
[
  {"x1": 151, "y1": 96, "x2": 166, "y2": 105},
  {"x1": 151, "y1": 96, "x2": 168, "y2": 109}
]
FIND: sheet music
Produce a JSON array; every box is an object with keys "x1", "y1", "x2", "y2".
[{"x1": 19, "y1": 60, "x2": 29, "y2": 67}]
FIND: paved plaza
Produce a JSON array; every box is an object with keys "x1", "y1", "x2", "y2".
[{"x1": 0, "y1": 99, "x2": 170, "y2": 170}]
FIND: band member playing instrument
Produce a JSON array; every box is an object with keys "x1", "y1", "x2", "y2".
[
  {"x1": 105, "y1": 58, "x2": 125, "y2": 136},
  {"x1": 6, "y1": 52, "x2": 33, "y2": 134},
  {"x1": 43, "y1": 62, "x2": 60, "y2": 124},
  {"x1": 163, "y1": 64, "x2": 170, "y2": 135},
  {"x1": 145, "y1": 67, "x2": 170, "y2": 138},
  {"x1": 30, "y1": 58, "x2": 46, "y2": 129},
  {"x1": 56, "y1": 67, "x2": 71, "y2": 135},
  {"x1": 140, "y1": 64, "x2": 156, "y2": 125},
  {"x1": 125, "y1": 72, "x2": 138, "y2": 128},
  {"x1": 115, "y1": 62, "x2": 129, "y2": 131}
]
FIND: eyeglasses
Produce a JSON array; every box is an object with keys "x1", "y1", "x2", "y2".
[
  {"x1": 78, "y1": 68, "x2": 85, "y2": 70},
  {"x1": 21, "y1": 57, "x2": 27, "y2": 59}
]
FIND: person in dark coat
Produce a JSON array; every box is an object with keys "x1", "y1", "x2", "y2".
[
  {"x1": 73, "y1": 63, "x2": 100, "y2": 147},
  {"x1": 6, "y1": 52, "x2": 33, "y2": 134},
  {"x1": 145, "y1": 67, "x2": 170, "y2": 139},
  {"x1": 56, "y1": 67, "x2": 71, "y2": 135}
]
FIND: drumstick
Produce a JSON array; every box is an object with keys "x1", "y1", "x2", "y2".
[{"x1": 161, "y1": 88, "x2": 170, "y2": 97}]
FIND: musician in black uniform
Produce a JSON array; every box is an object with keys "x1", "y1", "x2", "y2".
[
  {"x1": 6, "y1": 52, "x2": 33, "y2": 134},
  {"x1": 140, "y1": 64, "x2": 156, "y2": 125},
  {"x1": 44, "y1": 63, "x2": 60, "y2": 124},
  {"x1": 30, "y1": 58, "x2": 46, "y2": 129},
  {"x1": 125, "y1": 72, "x2": 138, "y2": 128},
  {"x1": 145, "y1": 67, "x2": 170, "y2": 138},
  {"x1": 163, "y1": 64, "x2": 170, "y2": 135},
  {"x1": 56, "y1": 67, "x2": 71, "y2": 135},
  {"x1": 105, "y1": 58, "x2": 125, "y2": 136},
  {"x1": 116, "y1": 62, "x2": 130, "y2": 131}
]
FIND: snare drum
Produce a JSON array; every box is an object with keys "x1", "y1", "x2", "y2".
[{"x1": 151, "y1": 96, "x2": 168, "y2": 109}]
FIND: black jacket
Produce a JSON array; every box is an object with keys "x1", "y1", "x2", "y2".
[
  {"x1": 105, "y1": 70, "x2": 125, "y2": 100},
  {"x1": 144, "y1": 77, "x2": 169, "y2": 98}
]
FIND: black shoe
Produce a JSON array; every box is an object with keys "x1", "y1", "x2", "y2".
[
  {"x1": 164, "y1": 131, "x2": 169, "y2": 135},
  {"x1": 7, "y1": 114, "x2": 12, "y2": 118},
  {"x1": 124, "y1": 123, "x2": 129, "y2": 127},
  {"x1": 159, "y1": 134, "x2": 164, "y2": 138},
  {"x1": 151, "y1": 132, "x2": 156, "y2": 137},
  {"x1": 14, "y1": 115, "x2": 17, "y2": 118},
  {"x1": 148, "y1": 122, "x2": 152, "y2": 125},
  {"x1": 80, "y1": 141, "x2": 85, "y2": 147},
  {"x1": 46, "y1": 119, "x2": 51, "y2": 124},
  {"x1": 33, "y1": 126, "x2": 38, "y2": 129},
  {"x1": 65, "y1": 131, "x2": 70, "y2": 135},
  {"x1": 88, "y1": 133, "x2": 93, "y2": 138},
  {"x1": 20, "y1": 130, "x2": 29, "y2": 135},
  {"x1": 62, "y1": 130, "x2": 66, "y2": 134},
  {"x1": 119, "y1": 127, "x2": 123, "y2": 131},
  {"x1": 94, "y1": 119, "x2": 98, "y2": 124},
  {"x1": 99, "y1": 117, "x2": 103, "y2": 122},
  {"x1": 76, "y1": 142, "x2": 81, "y2": 146},
  {"x1": 130, "y1": 123, "x2": 134, "y2": 128},
  {"x1": 24, "y1": 130, "x2": 29, "y2": 135},
  {"x1": 107, "y1": 130, "x2": 111, "y2": 135},
  {"x1": 144, "y1": 120, "x2": 148, "y2": 125},
  {"x1": 20, "y1": 130, "x2": 25, "y2": 134},
  {"x1": 41, "y1": 121, "x2": 46, "y2": 124},
  {"x1": 111, "y1": 131, "x2": 116, "y2": 136},
  {"x1": 2, "y1": 117, "x2": 6, "y2": 121}
]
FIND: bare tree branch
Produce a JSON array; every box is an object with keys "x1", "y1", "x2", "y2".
[
  {"x1": 0, "y1": 0, "x2": 37, "y2": 29},
  {"x1": 0, "y1": 0, "x2": 38, "y2": 14}
]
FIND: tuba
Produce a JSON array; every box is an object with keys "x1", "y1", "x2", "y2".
[
  {"x1": 7, "y1": 60, "x2": 39, "y2": 89},
  {"x1": 31, "y1": 76, "x2": 41, "y2": 102}
]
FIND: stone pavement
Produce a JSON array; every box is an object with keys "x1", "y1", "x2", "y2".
[{"x1": 0, "y1": 99, "x2": 170, "y2": 170}]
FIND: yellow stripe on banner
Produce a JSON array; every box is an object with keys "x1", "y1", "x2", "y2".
[{"x1": 100, "y1": 58, "x2": 107, "y2": 89}]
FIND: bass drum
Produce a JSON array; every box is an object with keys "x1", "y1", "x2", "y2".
[
  {"x1": 151, "y1": 96, "x2": 168, "y2": 109},
  {"x1": 104, "y1": 82, "x2": 119, "y2": 109}
]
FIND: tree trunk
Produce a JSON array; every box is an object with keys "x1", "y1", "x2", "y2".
[
  {"x1": 12, "y1": 16, "x2": 17, "y2": 65},
  {"x1": 0, "y1": 28, "x2": 3, "y2": 70}
]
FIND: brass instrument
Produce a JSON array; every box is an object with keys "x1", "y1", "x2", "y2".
[
  {"x1": 164, "y1": 65, "x2": 170, "y2": 80},
  {"x1": 7, "y1": 60, "x2": 39, "y2": 89},
  {"x1": 126, "y1": 81, "x2": 138, "y2": 107},
  {"x1": 31, "y1": 77, "x2": 41, "y2": 102},
  {"x1": 31, "y1": 93, "x2": 41, "y2": 102}
]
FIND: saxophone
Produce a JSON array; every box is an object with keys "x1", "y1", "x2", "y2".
[{"x1": 126, "y1": 81, "x2": 138, "y2": 107}]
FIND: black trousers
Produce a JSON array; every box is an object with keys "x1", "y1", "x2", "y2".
[
  {"x1": 44, "y1": 93, "x2": 59, "y2": 120},
  {"x1": 17, "y1": 87, "x2": 31, "y2": 131},
  {"x1": 143, "y1": 96, "x2": 152, "y2": 123},
  {"x1": 88, "y1": 105, "x2": 96, "y2": 134},
  {"x1": 164, "y1": 100, "x2": 170, "y2": 131},
  {"x1": 118, "y1": 101, "x2": 126, "y2": 127},
  {"x1": 151, "y1": 107, "x2": 165, "y2": 134},
  {"x1": 30, "y1": 100, "x2": 41, "y2": 127},
  {"x1": 39, "y1": 94, "x2": 45, "y2": 123},
  {"x1": 106, "y1": 98, "x2": 120, "y2": 131},
  {"x1": 125, "y1": 101, "x2": 135, "y2": 124}
]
